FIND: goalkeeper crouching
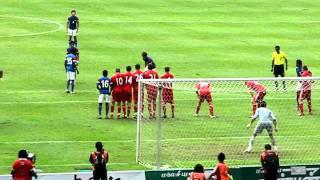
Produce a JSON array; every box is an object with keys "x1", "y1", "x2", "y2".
[{"x1": 244, "y1": 101, "x2": 278, "y2": 153}]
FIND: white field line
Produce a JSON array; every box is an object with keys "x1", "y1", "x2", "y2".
[
  {"x1": 81, "y1": 20, "x2": 320, "y2": 24},
  {"x1": 1, "y1": 135, "x2": 319, "y2": 144},
  {"x1": 0, "y1": 97, "x2": 319, "y2": 105},
  {"x1": 0, "y1": 15, "x2": 63, "y2": 38}
]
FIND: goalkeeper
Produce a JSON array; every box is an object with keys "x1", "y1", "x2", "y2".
[{"x1": 244, "y1": 101, "x2": 278, "y2": 153}]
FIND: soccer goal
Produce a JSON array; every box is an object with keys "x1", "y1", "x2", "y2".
[{"x1": 136, "y1": 77, "x2": 320, "y2": 169}]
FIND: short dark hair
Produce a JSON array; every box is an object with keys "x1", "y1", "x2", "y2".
[
  {"x1": 258, "y1": 100, "x2": 267, "y2": 108},
  {"x1": 148, "y1": 64, "x2": 153, "y2": 70},
  {"x1": 217, "y1": 152, "x2": 225, "y2": 162},
  {"x1": 135, "y1": 64, "x2": 140, "y2": 70},
  {"x1": 71, "y1": 9, "x2": 76, "y2": 14},
  {"x1": 193, "y1": 164, "x2": 204, "y2": 173},
  {"x1": 165, "y1": 66, "x2": 170, "y2": 72},
  {"x1": 296, "y1": 59, "x2": 302, "y2": 66},
  {"x1": 102, "y1": 70, "x2": 108, "y2": 77},
  {"x1": 18, "y1": 149, "x2": 28, "y2": 158},
  {"x1": 126, "y1": 66, "x2": 132, "y2": 72},
  {"x1": 265, "y1": 144, "x2": 272, "y2": 150},
  {"x1": 95, "y1": 142, "x2": 103, "y2": 151},
  {"x1": 115, "y1": 68, "x2": 120, "y2": 73},
  {"x1": 303, "y1": 65, "x2": 308, "y2": 71},
  {"x1": 142, "y1": 51, "x2": 148, "y2": 57},
  {"x1": 275, "y1": 45, "x2": 280, "y2": 49}
]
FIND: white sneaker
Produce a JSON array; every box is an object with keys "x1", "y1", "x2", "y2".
[
  {"x1": 193, "y1": 113, "x2": 199, "y2": 117},
  {"x1": 210, "y1": 115, "x2": 216, "y2": 119},
  {"x1": 244, "y1": 147, "x2": 252, "y2": 153}
]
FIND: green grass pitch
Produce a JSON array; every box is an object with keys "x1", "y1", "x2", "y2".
[{"x1": 1, "y1": 0, "x2": 320, "y2": 174}]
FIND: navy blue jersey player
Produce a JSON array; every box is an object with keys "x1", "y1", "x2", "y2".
[
  {"x1": 97, "y1": 70, "x2": 112, "y2": 119},
  {"x1": 65, "y1": 53, "x2": 78, "y2": 93}
]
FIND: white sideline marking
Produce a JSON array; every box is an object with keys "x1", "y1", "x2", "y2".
[
  {"x1": 0, "y1": 15, "x2": 63, "y2": 38},
  {"x1": 82, "y1": 20, "x2": 320, "y2": 24},
  {"x1": 1, "y1": 135, "x2": 319, "y2": 144},
  {"x1": 0, "y1": 162, "x2": 132, "y2": 168}
]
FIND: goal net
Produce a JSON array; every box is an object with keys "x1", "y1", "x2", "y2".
[{"x1": 136, "y1": 77, "x2": 320, "y2": 169}]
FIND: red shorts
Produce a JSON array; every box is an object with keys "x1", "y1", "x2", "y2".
[
  {"x1": 299, "y1": 90, "x2": 311, "y2": 101},
  {"x1": 254, "y1": 92, "x2": 266, "y2": 102},
  {"x1": 112, "y1": 90, "x2": 122, "y2": 102},
  {"x1": 162, "y1": 89, "x2": 174, "y2": 104},
  {"x1": 122, "y1": 90, "x2": 132, "y2": 102},
  {"x1": 199, "y1": 93, "x2": 212, "y2": 103},
  {"x1": 147, "y1": 86, "x2": 157, "y2": 101}
]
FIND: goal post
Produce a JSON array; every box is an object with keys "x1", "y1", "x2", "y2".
[{"x1": 136, "y1": 77, "x2": 320, "y2": 169}]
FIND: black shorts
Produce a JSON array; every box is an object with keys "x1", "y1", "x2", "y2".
[
  {"x1": 93, "y1": 170, "x2": 107, "y2": 180},
  {"x1": 264, "y1": 173, "x2": 277, "y2": 180},
  {"x1": 273, "y1": 65, "x2": 285, "y2": 76}
]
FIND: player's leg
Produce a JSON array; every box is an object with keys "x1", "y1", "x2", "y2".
[
  {"x1": 280, "y1": 73, "x2": 286, "y2": 90},
  {"x1": 162, "y1": 102, "x2": 167, "y2": 118},
  {"x1": 66, "y1": 72, "x2": 70, "y2": 93},
  {"x1": 126, "y1": 93, "x2": 132, "y2": 118},
  {"x1": 207, "y1": 95, "x2": 215, "y2": 118},
  {"x1": 73, "y1": 35, "x2": 78, "y2": 47},
  {"x1": 117, "y1": 101, "x2": 121, "y2": 119},
  {"x1": 267, "y1": 125, "x2": 277, "y2": 151},
  {"x1": 171, "y1": 102, "x2": 175, "y2": 118},
  {"x1": 98, "y1": 94, "x2": 103, "y2": 119},
  {"x1": 298, "y1": 90, "x2": 304, "y2": 116},
  {"x1": 245, "y1": 124, "x2": 262, "y2": 152},
  {"x1": 296, "y1": 91, "x2": 300, "y2": 111},
  {"x1": 122, "y1": 99, "x2": 127, "y2": 119},
  {"x1": 194, "y1": 97, "x2": 203, "y2": 116},
  {"x1": 105, "y1": 95, "x2": 110, "y2": 119},
  {"x1": 71, "y1": 80, "x2": 75, "y2": 93},
  {"x1": 307, "y1": 91, "x2": 312, "y2": 114},
  {"x1": 274, "y1": 73, "x2": 279, "y2": 90},
  {"x1": 110, "y1": 98, "x2": 115, "y2": 119},
  {"x1": 152, "y1": 97, "x2": 157, "y2": 118},
  {"x1": 133, "y1": 90, "x2": 138, "y2": 117},
  {"x1": 169, "y1": 92, "x2": 175, "y2": 118}
]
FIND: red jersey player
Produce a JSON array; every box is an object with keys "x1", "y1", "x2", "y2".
[
  {"x1": 122, "y1": 66, "x2": 134, "y2": 118},
  {"x1": 133, "y1": 64, "x2": 144, "y2": 117},
  {"x1": 161, "y1": 66, "x2": 174, "y2": 118},
  {"x1": 111, "y1": 68, "x2": 124, "y2": 119},
  {"x1": 194, "y1": 81, "x2": 216, "y2": 118},
  {"x1": 245, "y1": 81, "x2": 267, "y2": 115},
  {"x1": 143, "y1": 64, "x2": 159, "y2": 118},
  {"x1": 298, "y1": 65, "x2": 313, "y2": 116}
]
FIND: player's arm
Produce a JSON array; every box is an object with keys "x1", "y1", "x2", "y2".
[
  {"x1": 66, "y1": 18, "x2": 69, "y2": 32},
  {"x1": 271, "y1": 111, "x2": 278, "y2": 132},
  {"x1": 285, "y1": 57, "x2": 288, "y2": 71},
  {"x1": 76, "y1": 17, "x2": 79, "y2": 32},
  {"x1": 271, "y1": 59, "x2": 274, "y2": 72},
  {"x1": 64, "y1": 60, "x2": 67, "y2": 72},
  {"x1": 73, "y1": 62, "x2": 79, "y2": 74},
  {"x1": 96, "y1": 80, "x2": 101, "y2": 91},
  {"x1": 247, "y1": 110, "x2": 258, "y2": 129},
  {"x1": 209, "y1": 165, "x2": 218, "y2": 178}
]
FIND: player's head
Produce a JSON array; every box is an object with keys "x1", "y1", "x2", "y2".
[
  {"x1": 265, "y1": 144, "x2": 272, "y2": 150},
  {"x1": 217, "y1": 152, "x2": 226, "y2": 162},
  {"x1": 142, "y1": 51, "x2": 148, "y2": 58},
  {"x1": 275, "y1": 45, "x2": 280, "y2": 52},
  {"x1": 115, "y1": 68, "x2": 120, "y2": 73},
  {"x1": 102, "y1": 70, "x2": 108, "y2": 77},
  {"x1": 193, "y1": 164, "x2": 204, "y2": 173},
  {"x1": 303, "y1": 65, "x2": 308, "y2": 71},
  {"x1": 71, "y1": 9, "x2": 77, "y2": 16},
  {"x1": 18, "y1": 149, "x2": 28, "y2": 158},
  {"x1": 147, "y1": 64, "x2": 153, "y2": 70},
  {"x1": 135, "y1": 64, "x2": 140, "y2": 70},
  {"x1": 126, "y1": 66, "x2": 132, "y2": 72},
  {"x1": 165, "y1": 66, "x2": 170, "y2": 72},
  {"x1": 245, "y1": 81, "x2": 255, "y2": 88},
  {"x1": 95, "y1": 141, "x2": 103, "y2": 151},
  {"x1": 296, "y1": 59, "x2": 302, "y2": 67},
  {"x1": 258, "y1": 100, "x2": 267, "y2": 108}
]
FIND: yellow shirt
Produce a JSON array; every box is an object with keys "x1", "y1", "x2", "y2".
[{"x1": 272, "y1": 51, "x2": 287, "y2": 65}]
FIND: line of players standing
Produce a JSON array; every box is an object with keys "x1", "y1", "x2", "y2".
[{"x1": 96, "y1": 52, "x2": 175, "y2": 119}]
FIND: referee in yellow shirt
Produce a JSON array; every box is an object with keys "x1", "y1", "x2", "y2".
[{"x1": 271, "y1": 45, "x2": 288, "y2": 90}]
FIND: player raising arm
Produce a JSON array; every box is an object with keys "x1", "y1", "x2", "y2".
[
  {"x1": 65, "y1": 53, "x2": 78, "y2": 93},
  {"x1": 298, "y1": 65, "x2": 313, "y2": 116},
  {"x1": 133, "y1": 64, "x2": 144, "y2": 118},
  {"x1": 122, "y1": 66, "x2": 134, "y2": 118},
  {"x1": 143, "y1": 64, "x2": 159, "y2": 119},
  {"x1": 245, "y1": 101, "x2": 278, "y2": 153},
  {"x1": 161, "y1": 66, "x2": 175, "y2": 118},
  {"x1": 245, "y1": 81, "x2": 266, "y2": 116},
  {"x1": 110, "y1": 68, "x2": 124, "y2": 119},
  {"x1": 194, "y1": 81, "x2": 216, "y2": 118},
  {"x1": 97, "y1": 70, "x2": 112, "y2": 119}
]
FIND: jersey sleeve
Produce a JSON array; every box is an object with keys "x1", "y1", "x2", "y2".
[
  {"x1": 252, "y1": 109, "x2": 259, "y2": 119},
  {"x1": 270, "y1": 111, "x2": 276, "y2": 120}
]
